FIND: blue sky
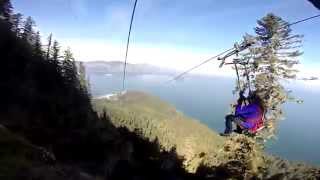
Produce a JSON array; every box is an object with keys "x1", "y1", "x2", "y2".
[{"x1": 11, "y1": 0, "x2": 320, "y2": 77}]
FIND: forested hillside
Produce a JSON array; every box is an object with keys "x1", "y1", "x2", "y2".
[
  {"x1": 0, "y1": 2, "x2": 116, "y2": 179},
  {"x1": 0, "y1": 1, "x2": 188, "y2": 179},
  {"x1": 0, "y1": 0, "x2": 101, "y2": 157},
  {"x1": 0, "y1": 1, "x2": 218, "y2": 179}
]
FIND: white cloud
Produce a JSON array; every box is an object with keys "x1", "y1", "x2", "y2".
[
  {"x1": 57, "y1": 38, "x2": 320, "y2": 82},
  {"x1": 58, "y1": 38, "x2": 234, "y2": 77}
]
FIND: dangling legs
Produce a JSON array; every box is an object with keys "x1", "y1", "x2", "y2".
[
  {"x1": 222, "y1": 115, "x2": 244, "y2": 136},
  {"x1": 224, "y1": 114, "x2": 235, "y2": 134},
  {"x1": 233, "y1": 116, "x2": 244, "y2": 134}
]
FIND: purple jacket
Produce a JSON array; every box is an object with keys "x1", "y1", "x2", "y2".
[{"x1": 235, "y1": 103, "x2": 262, "y2": 129}]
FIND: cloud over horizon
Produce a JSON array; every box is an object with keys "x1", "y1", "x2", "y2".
[{"x1": 13, "y1": 0, "x2": 320, "y2": 81}]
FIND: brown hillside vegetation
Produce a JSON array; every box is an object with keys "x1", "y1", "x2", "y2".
[
  {"x1": 94, "y1": 90, "x2": 320, "y2": 179},
  {"x1": 94, "y1": 91, "x2": 225, "y2": 172}
]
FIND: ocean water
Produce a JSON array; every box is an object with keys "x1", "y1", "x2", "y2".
[{"x1": 90, "y1": 74, "x2": 320, "y2": 165}]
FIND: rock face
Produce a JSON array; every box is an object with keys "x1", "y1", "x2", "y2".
[{"x1": 94, "y1": 90, "x2": 320, "y2": 179}]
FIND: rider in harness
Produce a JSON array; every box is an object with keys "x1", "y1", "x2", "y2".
[{"x1": 221, "y1": 91, "x2": 264, "y2": 136}]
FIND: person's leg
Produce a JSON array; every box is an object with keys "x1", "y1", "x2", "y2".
[
  {"x1": 234, "y1": 125, "x2": 243, "y2": 134},
  {"x1": 233, "y1": 117, "x2": 245, "y2": 134},
  {"x1": 224, "y1": 114, "x2": 235, "y2": 134}
]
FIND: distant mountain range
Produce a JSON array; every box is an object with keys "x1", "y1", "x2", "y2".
[{"x1": 83, "y1": 61, "x2": 178, "y2": 76}]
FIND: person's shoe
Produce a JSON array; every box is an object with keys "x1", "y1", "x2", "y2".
[
  {"x1": 233, "y1": 129, "x2": 243, "y2": 134},
  {"x1": 219, "y1": 132, "x2": 231, "y2": 136}
]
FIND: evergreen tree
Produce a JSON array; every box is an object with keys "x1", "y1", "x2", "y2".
[
  {"x1": 11, "y1": 13, "x2": 23, "y2": 36},
  {"x1": 52, "y1": 40, "x2": 60, "y2": 62},
  {"x1": 0, "y1": 0, "x2": 13, "y2": 24},
  {"x1": 78, "y1": 61, "x2": 89, "y2": 91},
  {"x1": 51, "y1": 40, "x2": 62, "y2": 72},
  {"x1": 62, "y1": 48, "x2": 78, "y2": 87},
  {"x1": 34, "y1": 31, "x2": 43, "y2": 57},
  {"x1": 21, "y1": 16, "x2": 35, "y2": 45},
  {"x1": 46, "y1": 33, "x2": 52, "y2": 60},
  {"x1": 240, "y1": 13, "x2": 303, "y2": 138}
]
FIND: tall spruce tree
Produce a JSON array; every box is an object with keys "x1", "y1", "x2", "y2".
[
  {"x1": 21, "y1": 16, "x2": 35, "y2": 45},
  {"x1": 239, "y1": 13, "x2": 303, "y2": 138},
  {"x1": 79, "y1": 61, "x2": 89, "y2": 92},
  {"x1": 0, "y1": 0, "x2": 13, "y2": 24},
  {"x1": 62, "y1": 48, "x2": 78, "y2": 88},
  {"x1": 52, "y1": 40, "x2": 60, "y2": 62},
  {"x1": 46, "y1": 33, "x2": 53, "y2": 60},
  {"x1": 11, "y1": 13, "x2": 23, "y2": 36},
  {"x1": 34, "y1": 31, "x2": 43, "y2": 57},
  {"x1": 51, "y1": 40, "x2": 62, "y2": 73}
]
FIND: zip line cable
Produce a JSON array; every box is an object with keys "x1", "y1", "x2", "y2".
[
  {"x1": 165, "y1": 48, "x2": 234, "y2": 84},
  {"x1": 288, "y1": 14, "x2": 320, "y2": 26},
  {"x1": 122, "y1": 0, "x2": 138, "y2": 91},
  {"x1": 165, "y1": 14, "x2": 320, "y2": 84}
]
